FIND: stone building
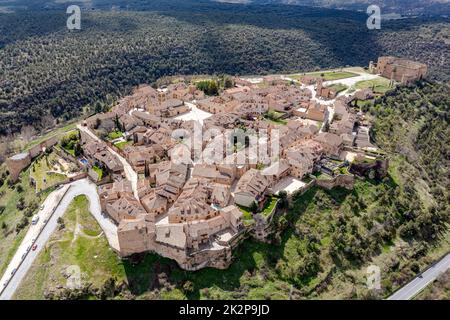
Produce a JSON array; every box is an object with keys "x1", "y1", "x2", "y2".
[
  {"x1": 376, "y1": 56, "x2": 427, "y2": 85},
  {"x1": 6, "y1": 152, "x2": 31, "y2": 182},
  {"x1": 6, "y1": 137, "x2": 58, "y2": 182}
]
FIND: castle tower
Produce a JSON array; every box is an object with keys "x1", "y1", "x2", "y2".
[
  {"x1": 369, "y1": 61, "x2": 375, "y2": 73},
  {"x1": 316, "y1": 78, "x2": 323, "y2": 95}
]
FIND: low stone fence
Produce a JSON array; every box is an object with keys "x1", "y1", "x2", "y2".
[
  {"x1": 288, "y1": 178, "x2": 316, "y2": 200},
  {"x1": 36, "y1": 172, "x2": 88, "y2": 196},
  {"x1": 314, "y1": 174, "x2": 354, "y2": 190}
]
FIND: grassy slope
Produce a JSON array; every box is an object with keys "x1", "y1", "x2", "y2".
[
  {"x1": 10, "y1": 162, "x2": 450, "y2": 300},
  {"x1": 122, "y1": 161, "x2": 447, "y2": 300},
  {"x1": 0, "y1": 168, "x2": 51, "y2": 277},
  {"x1": 9, "y1": 81, "x2": 450, "y2": 300},
  {"x1": 14, "y1": 195, "x2": 126, "y2": 299}
]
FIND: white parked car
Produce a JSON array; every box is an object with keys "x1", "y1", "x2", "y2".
[{"x1": 31, "y1": 215, "x2": 40, "y2": 225}]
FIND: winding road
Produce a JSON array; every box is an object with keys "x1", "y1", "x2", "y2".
[
  {"x1": 0, "y1": 178, "x2": 118, "y2": 300},
  {"x1": 387, "y1": 252, "x2": 450, "y2": 300}
]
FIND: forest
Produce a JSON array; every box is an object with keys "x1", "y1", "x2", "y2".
[{"x1": 0, "y1": 0, "x2": 449, "y2": 136}]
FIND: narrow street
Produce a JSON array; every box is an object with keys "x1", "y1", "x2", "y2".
[{"x1": 77, "y1": 124, "x2": 139, "y2": 199}]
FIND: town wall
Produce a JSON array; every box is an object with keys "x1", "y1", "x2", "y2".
[{"x1": 315, "y1": 174, "x2": 354, "y2": 190}]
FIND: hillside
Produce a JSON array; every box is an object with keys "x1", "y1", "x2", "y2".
[
  {"x1": 0, "y1": 1, "x2": 449, "y2": 136},
  {"x1": 12, "y1": 80, "x2": 450, "y2": 300},
  {"x1": 228, "y1": 0, "x2": 450, "y2": 16}
]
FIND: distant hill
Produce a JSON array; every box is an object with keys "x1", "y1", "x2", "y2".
[
  {"x1": 223, "y1": 0, "x2": 450, "y2": 16},
  {"x1": 2, "y1": 0, "x2": 450, "y2": 15},
  {"x1": 0, "y1": 0, "x2": 448, "y2": 135}
]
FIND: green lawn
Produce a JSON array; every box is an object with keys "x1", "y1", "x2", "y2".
[
  {"x1": 24, "y1": 123, "x2": 77, "y2": 151},
  {"x1": 264, "y1": 118, "x2": 287, "y2": 125},
  {"x1": 338, "y1": 166, "x2": 350, "y2": 175},
  {"x1": 92, "y1": 165, "x2": 103, "y2": 179},
  {"x1": 114, "y1": 140, "x2": 131, "y2": 150},
  {"x1": 326, "y1": 83, "x2": 348, "y2": 94},
  {"x1": 30, "y1": 152, "x2": 67, "y2": 192},
  {"x1": 108, "y1": 131, "x2": 123, "y2": 140},
  {"x1": 352, "y1": 77, "x2": 392, "y2": 94},
  {"x1": 261, "y1": 197, "x2": 278, "y2": 218},
  {"x1": 60, "y1": 130, "x2": 80, "y2": 156},
  {"x1": 290, "y1": 71, "x2": 358, "y2": 81},
  {"x1": 264, "y1": 110, "x2": 287, "y2": 125},
  {"x1": 237, "y1": 206, "x2": 255, "y2": 226},
  {"x1": 14, "y1": 195, "x2": 127, "y2": 299}
]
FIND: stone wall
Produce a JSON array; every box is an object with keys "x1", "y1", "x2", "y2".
[
  {"x1": 36, "y1": 172, "x2": 88, "y2": 196},
  {"x1": 315, "y1": 174, "x2": 354, "y2": 190},
  {"x1": 6, "y1": 153, "x2": 31, "y2": 182},
  {"x1": 350, "y1": 158, "x2": 389, "y2": 180},
  {"x1": 7, "y1": 136, "x2": 59, "y2": 183}
]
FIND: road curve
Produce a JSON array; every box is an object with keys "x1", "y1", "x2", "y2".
[
  {"x1": 387, "y1": 252, "x2": 450, "y2": 300},
  {"x1": 0, "y1": 178, "x2": 118, "y2": 300}
]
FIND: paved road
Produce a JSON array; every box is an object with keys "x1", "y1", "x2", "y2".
[
  {"x1": 77, "y1": 124, "x2": 139, "y2": 199},
  {"x1": 387, "y1": 252, "x2": 450, "y2": 300},
  {"x1": 283, "y1": 70, "x2": 383, "y2": 133},
  {"x1": 0, "y1": 178, "x2": 118, "y2": 300}
]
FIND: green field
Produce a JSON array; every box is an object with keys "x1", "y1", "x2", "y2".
[
  {"x1": 261, "y1": 197, "x2": 279, "y2": 217},
  {"x1": 352, "y1": 77, "x2": 392, "y2": 94},
  {"x1": 290, "y1": 70, "x2": 358, "y2": 81},
  {"x1": 108, "y1": 131, "x2": 123, "y2": 140},
  {"x1": 326, "y1": 83, "x2": 349, "y2": 94},
  {"x1": 114, "y1": 140, "x2": 131, "y2": 150}
]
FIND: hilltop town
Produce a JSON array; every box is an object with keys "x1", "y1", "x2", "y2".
[{"x1": 5, "y1": 56, "x2": 428, "y2": 272}]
